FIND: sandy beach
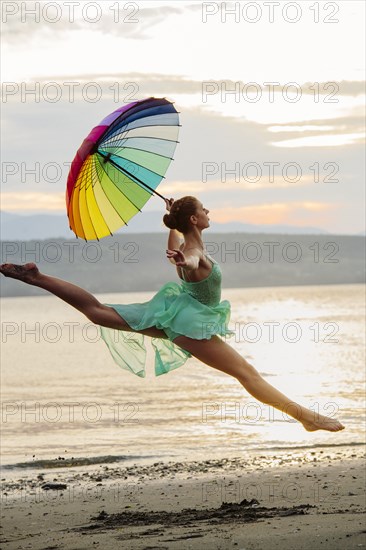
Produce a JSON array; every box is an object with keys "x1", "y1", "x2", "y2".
[{"x1": 1, "y1": 445, "x2": 365, "y2": 550}]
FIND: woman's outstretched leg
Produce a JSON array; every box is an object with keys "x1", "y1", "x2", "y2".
[
  {"x1": 0, "y1": 263, "x2": 168, "y2": 338},
  {"x1": 173, "y1": 334, "x2": 345, "y2": 433},
  {"x1": 0, "y1": 262, "x2": 128, "y2": 328}
]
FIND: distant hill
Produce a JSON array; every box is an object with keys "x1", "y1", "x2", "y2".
[
  {"x1": 0, "y1": 211, "x2": 335, "y2": 240},
  {"x1": 0, "y1": 233, "x2": 364, "y2": 297}
]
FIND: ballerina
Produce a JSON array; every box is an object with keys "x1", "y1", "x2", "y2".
[{"x1": 0, "y1": 195, "x2": 345, "y2": 433}]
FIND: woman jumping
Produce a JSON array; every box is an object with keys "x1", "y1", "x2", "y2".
[{"x1": 0, "y1": 195, "x2": 345, "y2": 433}]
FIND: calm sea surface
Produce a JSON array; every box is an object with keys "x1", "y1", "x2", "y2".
[{"x1": 1, "y1": 284, "x2": 365, "y2": 475}]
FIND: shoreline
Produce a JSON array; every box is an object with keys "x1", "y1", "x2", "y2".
[
  {"x1": 1, "y1": 441, "x2": 364, "y2": 480},
  {"x1": 1, "y1": 281, "x2": 365, "y2": 301},
  {"x1": 1, "y1": 445, "x2": 365, "y2": 549}
]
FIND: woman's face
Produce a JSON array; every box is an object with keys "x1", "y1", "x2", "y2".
[{"x1": 193, "y1": 201, "x2": 210, "y2": 229}]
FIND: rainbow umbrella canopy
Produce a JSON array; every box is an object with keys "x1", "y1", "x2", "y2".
[{"x1": 66, "y1": 97, "x2": 180, "y2": 240}]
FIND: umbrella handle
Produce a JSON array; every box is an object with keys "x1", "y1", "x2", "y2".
[{"x1": 154, "y1": 189, "x2": 169, "y2": 202}]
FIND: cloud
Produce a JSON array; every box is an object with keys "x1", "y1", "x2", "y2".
[
  {"x1": 268, "y1": 108, "x2": 365, "y2": 131},
  {"x1": 265, "y1": 106, "x2": 366, "y2": 147},
  {"x1": 1, "y1": 92, "x2": 364, "y2": 235},
  {"x1": 2, "y1": 73, "x2": 203, "y2": 96},
  {"x1": 1, "y1": 192, "x2": 65, "y2": 211},
  {"x1": 9, "y1": 72, "x2": 365, "y2": 98},
  {"x1": 293, "y1": 80, "x2": 365, "y2": 97},
  {"x1": 1, "y1": 4, "x2": 183, "y2": 42},
  {"x1": 162, "y1": 174, "x2": 317, "y2": 193},
  {"x1": 211, "y1": 202, "x2": 339, "y2": 225},
  {"x1": 2, "y1": 99, "x2": 364, "y2": 187},
  {"x1": 272, "y1": 133, "x2": 365, "y2": 148},
  {"x1": 198, "y1": 79, "x2": 366, "y2": 98},
  {"x1": 0, "y1": 192, "x2": 338, "y2": 232}
]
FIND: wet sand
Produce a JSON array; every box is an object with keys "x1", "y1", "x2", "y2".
[{"x1": 1, "y1": 446, "x2": 365, "y2": 549}]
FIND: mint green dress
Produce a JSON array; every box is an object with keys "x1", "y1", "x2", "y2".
[{"x1": 99, "y1": 254, "x2": 235, "y2": 378}]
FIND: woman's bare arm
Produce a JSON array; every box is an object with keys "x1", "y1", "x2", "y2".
[
  {"x1": 164, "y1": 198, "x2": 182, "y2": 264},
  {"x1": 166, "y1": 249, "x2": 201, "y2": 271},
  {"x1": 167, "y1": 229, "x2": 182, "y2": 252}
]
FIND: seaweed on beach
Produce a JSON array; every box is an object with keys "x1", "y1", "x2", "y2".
[{"x1": 76, "y1": 499, "x2": 317, "y2": 532}]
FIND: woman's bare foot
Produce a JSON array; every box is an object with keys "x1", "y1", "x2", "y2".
[
  {"x1": 0, "y1": 263, "x2": 40, "y2": 285},
  {"x1": 301, "y1": 413, "x2": 345, "y2": 433}
]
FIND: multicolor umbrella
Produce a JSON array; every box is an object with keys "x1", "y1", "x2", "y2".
[{"x1": 66, "y1": 97, "x2": 180, "y2": 240}]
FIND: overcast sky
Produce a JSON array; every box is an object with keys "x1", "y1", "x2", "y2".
[{"x1": 1, "y1": 0, "x2": 365, "y2": 234}]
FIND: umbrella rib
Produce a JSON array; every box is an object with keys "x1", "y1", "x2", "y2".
[
  {"x1": 103, "y1": 121, "x2": 181, "y2": 142},
  {"x1": 84, "y1": 156, "x2": 111, "y2": 241},
  {"x1": 100, "y1": 144, "x2": 176, "y2": 162},
  {"x1": 99, "y1": 98, "x2": 173, "y2": 145},
  {"x1": 104, "y1": 135, "x2": 179, "y2": 145},
  {"x1": 101, "y1": 123, "x2": 180, "y2": 151},
  {"x1": 96, "y1": 98, "x2": 154, "y2": 145},
  {"x1": 104, "y1": 101, "x2": 177, "y2": 132},
  {"x1": 124, "y1": 122, "x2": 182, "y2": 131},
  {"x1": 95, "y1": 155, "x2": 133, "y2": 225},
  {"x1": 99, "y1": 152, "x2": 167, "y2": 181},
  {"x1": 83, "y1": 155, "x2": 113, "y2": 240},
  {"x1": 102, "y1": 155, "x2": 166, "y2": 200},
  {"x1": 103, "y1": 126, "x2": 179, "y2": 145},
  {"x1": 67, "y1": 187, "x2": 75, "y2": 231},
  {"x1": 73, "y1": 162, "x2": 89, "y2": 240},
  {"x1": 96, "y1": 155, "x2": 144, "y2": 219},
  {"x1": 80, "y1": 156, "x2": 96, "y2": 241},
  {"x1": 119, "y1": 123, "x2": 182, "y2": 130}
]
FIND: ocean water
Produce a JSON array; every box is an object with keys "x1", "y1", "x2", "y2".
[{"x1": 1, "y1": 284, "x2": 365, "y2": 475}]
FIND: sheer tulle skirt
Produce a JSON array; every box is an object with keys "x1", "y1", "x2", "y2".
[{"x1": 99, "y1": 281, "x2": 234, "y2": 377}]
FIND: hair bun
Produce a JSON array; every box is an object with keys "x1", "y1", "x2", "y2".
[
  {"x1": 162, "y1": 195, "x2": 198, "y2": 233},
  {"x1": 163, "y1": 212, "x2": 178, "y2": 230}
]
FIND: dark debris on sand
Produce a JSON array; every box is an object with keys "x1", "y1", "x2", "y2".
[{"x1": 75, "y1": 499, "x2": 317, "y2": 533}]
